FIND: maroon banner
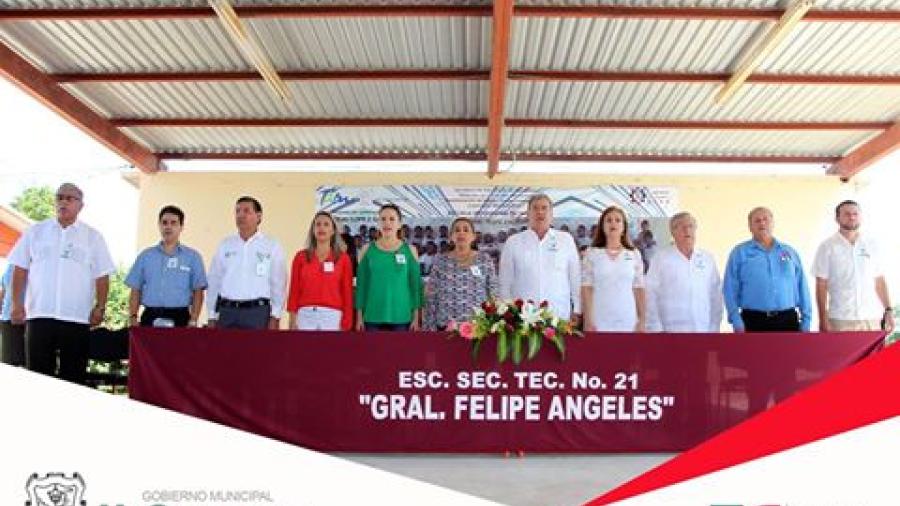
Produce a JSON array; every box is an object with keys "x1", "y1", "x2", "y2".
[{"x1": 128, "y1": 329, "x2": 883, "y2": 452}]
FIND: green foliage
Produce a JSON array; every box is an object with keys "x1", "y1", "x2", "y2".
[
  {"x1": 11, "y1": 186, "x2": 55, "y2": 221},
  {"x1": 103, "y1": 267, "x2": 130, "y2": 329}
]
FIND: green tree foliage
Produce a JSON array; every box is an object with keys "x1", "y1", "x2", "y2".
[
  {"x1": 11, "y1": 186, "x2": 55, "y2": 221},
  {"x1": 104, "y1": 267, "x2": 130, "y2": 329}
]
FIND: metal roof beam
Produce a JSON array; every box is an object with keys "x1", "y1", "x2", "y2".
[
  {"x1": 829, "y1": 122, "x2": 900, "y2": 180},
  {"x1": 53, "y1": 70, "x2": 900, "y2": 86},
  {"x1": 113, "y1": 118, "x2": 890, "y2": 130},
  {"x1": 486, "y1": 0, "x2": 514, "y2": 178},
  {"x1": 0, "y1": 42, "x2": 160, "y2": 174},
  {"x1": 158, "y1": 152, "x2": 838, "y2": 163},
  {"x1": 3, "y1": 5, "x2": 899, "y2": 21}
]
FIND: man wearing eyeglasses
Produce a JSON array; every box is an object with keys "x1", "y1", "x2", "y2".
[{"x1": 8, "y1": 183, "x2": 115, "y2": 384}]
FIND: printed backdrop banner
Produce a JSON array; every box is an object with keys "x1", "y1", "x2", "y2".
[{"x1": 129, "y1": 329, "x2": 883, "y2": 453}]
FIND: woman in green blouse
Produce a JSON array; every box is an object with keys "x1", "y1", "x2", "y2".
[{"x1": 355, "y1": 204, "x2": 423, "y2": 331}]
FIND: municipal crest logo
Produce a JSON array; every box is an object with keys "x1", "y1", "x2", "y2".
[{"x1": 25, "y1": 473, "x2": 86, "y2": 506}]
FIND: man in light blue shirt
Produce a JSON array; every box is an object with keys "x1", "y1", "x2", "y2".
[
  {"x1": 0, "y1": 263, "x2": 25, "y2": 365},
  {"x1": 723, "y1": 207, "x2": 811, "y2": 332},
  {"x1": 125, "y1": 205, "x2": 207, "y2": 327}
]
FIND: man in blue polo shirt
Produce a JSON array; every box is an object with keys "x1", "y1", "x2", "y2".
[
  {"x1": 723, "y1": 206, "x2": 811, "y2": 332},
  {"x1": 126, "y1": 205, "x2": 207, "y2": 327}
]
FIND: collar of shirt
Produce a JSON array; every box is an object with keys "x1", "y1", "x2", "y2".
[
  {"x1": 749, "y1": 237, "x2": 785, "y2": 254},
  {"x1": 51, "y1": 219, "x2": 82, "y2": 232},
  {"x1": 155, "y1": 242, "x2": 184, "y2": 256}
]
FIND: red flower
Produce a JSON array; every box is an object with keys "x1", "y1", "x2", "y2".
[
  {"x1": 540, "y1": 300, "x2": 549, "y2": 308},
  {"x1": 482, "y1": 301, "x2": 497, "y2": 315},
  {"x1": 514, "y1": 299, "x2": 524, "y2": 308},
  {"x1": 505, "y1": 323, "x2": 515, "y2": 333},
  {"x1": 504, "y1": 312, "x2": 515, "y2": 323}
]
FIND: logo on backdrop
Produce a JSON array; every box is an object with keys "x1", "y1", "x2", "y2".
[{"x1": 24, "y1": 472, "x2": 86, "y2": 506}]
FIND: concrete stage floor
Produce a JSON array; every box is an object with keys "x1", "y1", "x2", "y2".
[{"x1": 342, "y1": 453, "x2": 675, "y2": 505}]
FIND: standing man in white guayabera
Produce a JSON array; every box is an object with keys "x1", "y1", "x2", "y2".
[
  {"x1": 813, "y1": 200, "x2": 894, "y2": 333},
  {"x1": 207, "y1": 196, "x2": 287, "y2": 330},
  {"x1": 646, "y1": 212, "x2": 724, "y2": 332},
  {"x1": 8, "y1": 183, "x2": 115, "y2": 384},
  {"x1": 499, "y1": 193, "x2": 581, "y2": 324}
]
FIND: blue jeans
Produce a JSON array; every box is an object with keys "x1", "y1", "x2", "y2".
[{"x1": 364, "y1": 323, "x2": 410, "y2": 332}]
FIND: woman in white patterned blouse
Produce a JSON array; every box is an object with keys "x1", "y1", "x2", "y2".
[{"x1": 424, "y1": 218, "x2": 498, "y2": 331}]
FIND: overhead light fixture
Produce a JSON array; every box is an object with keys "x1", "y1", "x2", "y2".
[
  {"x1": 209, "y1": 0, "x2": 292, "y2": 103},
  {"x1": 716, "y1": 0, "x2": 814, "y2": 104}
]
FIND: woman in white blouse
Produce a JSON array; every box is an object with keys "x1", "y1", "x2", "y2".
[{"x1": 581, "y1": 206, "x2": 646, "y2": 332}]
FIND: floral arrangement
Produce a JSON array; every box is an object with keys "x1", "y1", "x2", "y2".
[{"x1": 448, "y1": 298, "x2": 581, "y2": 364}]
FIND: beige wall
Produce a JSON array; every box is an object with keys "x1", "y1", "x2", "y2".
[{"x1": 136, "y1": 171, "x2": 852, "y2": 324}]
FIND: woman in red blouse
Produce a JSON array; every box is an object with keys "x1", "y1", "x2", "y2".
[{"x1": 287, "y1": 211, "x2": 354, "y2": 331}]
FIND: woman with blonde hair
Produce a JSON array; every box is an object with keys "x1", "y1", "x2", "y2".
[
  {"x1": 581, "y1": 206, "x2": 646, "y2": 332},
  {"x1": 286, "y1": 211, "x2": 354, "y2": 331}
]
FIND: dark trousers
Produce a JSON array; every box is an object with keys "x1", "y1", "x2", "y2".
[
  {"x1": 741, "y1": 309, "x2": 800, "y2": 332},
  {"x1": 0, "y1": 320, "x2": 26, "y2": 366},
  {"x1": 25, "y1": 318, "x2": 89, "y2": 385},
  {"x1": 741, "y1": 308, "x2": 799, "y2": 415},
  {"x1": 364, "y1": 322, "x2": 411, "y2": 332},
  {"x1": 140, "y1": 307, "x2": 191, "y2": 327},
  {"x1": 218, "y1": 304, "x2": 271, "y2": 330}
]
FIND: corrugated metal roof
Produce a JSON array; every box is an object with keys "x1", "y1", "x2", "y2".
[
  {"x1": 125, "y1": 126, "x2": 486, "y2": 153},
  {"x1": 760, "y1": 22, "x2": 900, "y2": 74},
  {"x1": 515, "y1": 0, "x2": 900, "y2": 11},
  {"x1": 502, "y1": 128, "x2": 879, "y2": 156},
  {"x1": 245, "y1": 17, "x2": 490, "y2": 70},
  {"x1": 0, "y1": 19, "x2": 248, "y2": 72},
  {"x1": 0, "y1": 17, "x2": 490, "y2": 72},
  {"x1": 511, "y1": 18, "x2": 767, "y2": 73},
  {"x1": 511, "y1": 18, "x2": 900, "y2": 75},
  {"x1": 506, "y1": 81, "x2": 900, "y2": 122},
  {"x1": 65, "y1": 80, "x2": 488, "y2": 118}
]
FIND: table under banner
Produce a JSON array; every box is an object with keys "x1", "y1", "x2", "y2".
[{"x1": 128, "y1": 329, "x2": 884, "y2": 453}]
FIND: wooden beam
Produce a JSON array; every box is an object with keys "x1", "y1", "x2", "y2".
[
  {"x1": 54, "y1": 70, "x2": 900, "y2": 86},
  {"x1": 113, "y1": 118, "x2": 486, "y2": 128},
  {"x1": 113, "y1": 117, "x2": 888, "y2": 131},
  {"x1": 3, "y1": 5, "x2": 899, "y2": 21},
  {"x1": 158, "y1": 151, "x2": 837, "y2": 164},
  {"x1": 829, "y1": 122, "x2": 900, "y2": 180},
  {"x1": 487, "y1": 0, "x2": 515, "y2": 178},
  {"x1": 0, "y1": 43, "x2": 160, "y2": 174}
]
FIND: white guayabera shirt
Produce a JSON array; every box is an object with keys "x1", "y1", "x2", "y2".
[
  {"x1": 812, "y1": 232, "x2": 885, "y2": 321},
  {"x1": 498, "y1": 228, "x2": 581, "y2": 320},
  {"x1": 645, "y1": 246, "x2": 723, "y2": 332},
  {"x1": 8, "y1": 219, "x2": 115, "y2": 324},
  {"x1": 207, "y1": 231, "x2": 287, "y2": 319}
]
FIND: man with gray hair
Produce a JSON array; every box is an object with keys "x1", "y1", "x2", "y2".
[
  {"x1": 8, "y1": 183, "x2": 115, "y2": 384},
  {"x1": 723, "y1": 206, "x2": 811, "y2": 332},
  {"x1": 645, "y1": 212, "x2": 723, "y2": 332},
  {"x1": 499, "y1": 193, "x2": 581, "y2": 322}
]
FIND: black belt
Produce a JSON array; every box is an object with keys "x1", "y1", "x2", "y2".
[
  {"x1": 217, "y1": 297, "x2": 270, "y2": 309},
  {"x1": 742, "y1": 308, "x2": 795, "y2": 318}
]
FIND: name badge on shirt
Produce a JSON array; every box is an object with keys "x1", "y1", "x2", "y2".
[
  {"x1": 694, "y1": 258, "x2": 706, "y2": 270},
  {"x1": 60, "y1": 242, "x2": 74, "y2": 259},
  {"x1": 323, "y1": 261, "x2": 335, "y2": 273},
  {"x1": 166, "y1": 257, "x2": 178, "y2": 269},
  {"x1": 256, "y1": 259, "x2": 271, "y2": 277},
  {"x1": 395, "y1": 254, "x2": 406, "y2": 265},
  {"x1": 470, "y1": 265, "x2": 482, "y2": 277}
]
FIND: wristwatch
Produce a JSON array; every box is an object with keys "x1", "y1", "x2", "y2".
[{"x1": 885, "y1": 307, "x2": 893, "y2": 313}]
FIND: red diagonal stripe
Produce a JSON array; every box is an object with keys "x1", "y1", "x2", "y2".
[{"x1": 588, "y1": 338, "x2": 899, "y2": 505}]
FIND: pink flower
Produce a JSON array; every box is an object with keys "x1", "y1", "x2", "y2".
[
  {"x1": 543, "y1": 327, "x2": 557, "y2": 340},
  {"x1": 458, "y1": 322, "x2": 475, "y2": 340},
  {"x1": 446, "y1": 320, "x2": 458, "y2": 332}
]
